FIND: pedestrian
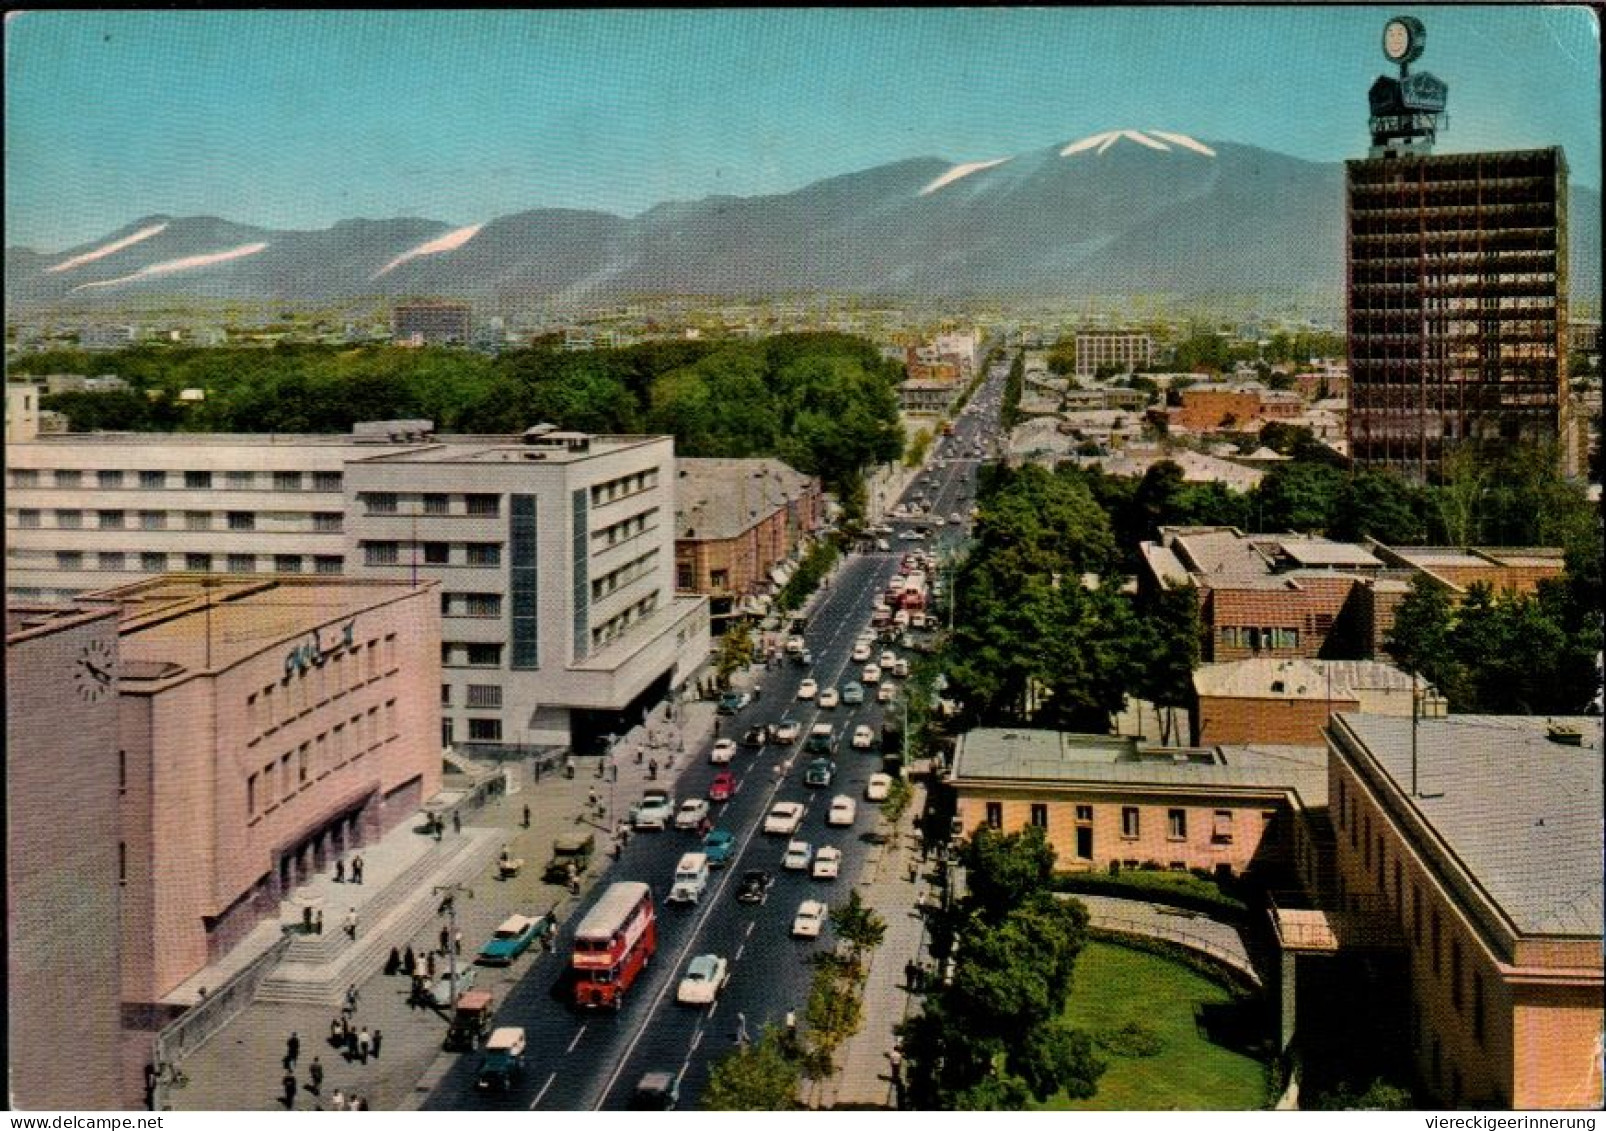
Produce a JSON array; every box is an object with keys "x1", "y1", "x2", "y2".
[
  {"x1": 735, "y1": 1011, "x2": 750, "y2": 1047},
  {"x1": 314, "y1": 909, "x2": 324, "y2": 936},
  {"x1": 433, "y1": 820, "x2": 443, "y2": 842},
  {"x1": 352, "y1": 855, "x2": 364, "y2": 884},
  {"x1": 426, "y1": 951, "x2": 437, "y2": 979},
  {"x1": 568, "y1": 872, "x2": 581, "y2": 895},
  {"x1": 344, "y1": 908, "x2": 358, "y2": 941},
  {"x1": 522, "y1": 804, "x2": 531, "y2": 829},
  {"x1": 302, "y1": 905, "x2": 314, "y2": 933},
  {"x1": 404, "y1": 945, "x2": 416, "y2": 976},
  {"x1": 907, "y1": 860, "x2": 918, "y2": 883},
  {"x1": 357, "y1": 1027, "x2": 371, "y2": 1065},
  {"x1": 785, "y1": 1010, "x2": 797, "y2": 1042},
  {"x1": 282, "y1": 1070, "x2": 298, "y2": 1109},
  {"x1": 439, "y1": 925, "x2": 450, "y2": 955},
  {"x1": 308, "y1": 1056, "x2": 323, "y2": 1094},
  {"x1": 647, "y1": 758, "x2": 658, "y2": 781},
  {"x1": 330, "y1": 1088, "x2": 345, "y2": 1112},
  {"x1": 355, "y1": 1096, "x2": 370, "y2": 1111},
  {"x1": 344, "y1": 982, "x2": 359, "y2": 1013},
  {"x1": 540, "y1": 930, "x2": 555, "y2": 954},
  {"x1": 330, "y1": 1017, "x2": 344, "y2": 1046},
  {"x1": 587, "y1": 786, "x2": 598, "y2": 808},
  {"x1": 564, "y1": 755, "x2": 575, "y2": 779},
  {"x1": 285, "y1": 1031, "x2": 300, "y2": 1069},
  {"x1": 345, "y1": 1026, "x2": 357, "y2": 1061},
  {"x1": 889, "y1": 1047, "x2": 904, "y2": 1082},
  {"x1": 452, "y1": 810, "x2": 461, "y2": 835},
  {"x1": 384, "y1": 947, "x2": 400, "y2": 976},
  {"x1": 371, "y1": 1029, "x2": 382, "y2": 1059},
  {"x1": 334, "y1": 858, "x2": 345, "y2": 883}
]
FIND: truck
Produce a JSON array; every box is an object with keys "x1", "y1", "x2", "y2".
[
  {"x1": 476, "y1": 1027, "x2": 526, "y2": 1091},
  {"x1": 900, "y1": 573, "x2": 928, "y2": 612},
  {"x1": 544, "y1": 831, "x2": 596, "y2": 882}
]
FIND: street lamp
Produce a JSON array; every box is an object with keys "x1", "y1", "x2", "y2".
[{"x1": 434, "y1": 882, "x2": 474, "y2": 1008}]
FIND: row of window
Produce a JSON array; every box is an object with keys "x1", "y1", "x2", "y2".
[
  {"x1": 440, "y1": 683, "x2": 502, "y2": 708},
  {"x1": 979, "y1": 802, "x2": 1238, "y2": 843},
  {"x1": 592, "y1": 506, "x2": 658, "y2": 552},
  {"x1": 8, "y1": 468, "x2": 343, "y2": 491},
  {"x1": 589, "y1": 467, "x2": 659, "y2": 508},
  {"x1": 360, "y1": 492, "x2": 500, "y2": 517},
  {"x1": 442, "y1": 642, "x2": 503, "y2": 668},
  {"x1": 1219, "y1": 625, "x2": 1300, "y2": 650},
  {"x1": 12, "y1": 508, "x2": 341, "y2": 532},
  {"x1": 442, "y1": 717, "x2": 502, "y2": 744},
  {"x1": 247, "y1": 635, "x2": 393, "y2": 741},
  {"x1": 592, "y1": 547, "x2": 658, "y2": 602},
  {"x1": 362, "y1": 541, "x2": 501, "y2": 567},
  {"x1": 47, "y1": 550, "x2": 343, "y2": 575},
  {"x1": 245, "y1": 699, "x2": 396, "y2": 819},
  {"x1": 591, "y1": 590, "x2": 659, "y2": 650},
  {"x1": 441, "y1": 592, "x2": 502, "y2": 618}
]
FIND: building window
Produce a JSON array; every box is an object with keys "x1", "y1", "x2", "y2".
[
  {"x1": 1029, "y1": 803, "x2": 1048, "y2": 828},
  {"x1": 465, "y1": 494, "x2": 499, "y2": 517},
  {"x1": 186, "y1": 553, "x2": 213, "y2": 572},
  {"x1": 466, "y1": 543, "x2": 501, "y2": 567},
  {"x1": 1168, "y1": 809, "x2": 1187, "y2": 840},
  {"x1": 1431, "y1": 909, "x2": 1442, "y2": 976},
  {"x1": 985, "y1": 802, "x2": 1003, "y2": 829},
  {"x1": 11, "y1": 469, "x2": 39, "y2": 488},
  {"x1": 273, "y1": 471, "x2": 302, "y2": 491},
  {"x1": 56, "y1": 469, "x2": 82, "y2": 488},
  {"x1": 275, "y1": 555, "x2": 303, "y2": 573},
  {"x1": 184, "y1": 470, "x2": 212, "y2": 489},
  {"x1": 98, "y1": 510, "x2": 125, "y2": 530},
  {"x1": 225, "y1": 471, "x2": 253, "y2": 490},
  {"x1": 1075, "y1": 805, "x2": 1093, "y2": 822},
  {"x1": 1337, "y1": 779, "x2": 1346, "y2": 827},
  {"x1": 56, "y1": 551, "x2": 84, "y2": 571},
  {"x1": 227, "y1": 554, "x2": 255, "y2": 573},
  {"x1": 57, "y1": 509, "x2": 83, "y2": 529},
  {"x1": 364, "y1": 542, "x2": 400, "y2": 566},
  {"x1": 139, "y1": 470, "x2": 165, "y2": 489},
  {"x1": 441, "y1": 684, "x2": 452, "y2": 706},
  {"x1": 227, "y1": 511, "x2": 255, "y2": 531},
  {"x1": 315, "y1": 555, "x2": 342, "y2": 575},
  {"x1": 313, "y1": 512, "x2": 342, "y2": 532},
  {"x1": 97, "y1": 469, "x2": 124, "y2": 489},
  {"x1": 141, "y1": 552, "x2": 167, "y2": 572},
  {"x1": 423, "y1": 542, "x2": 450, "y2": 565},
  {"x1": 572, "y1": 489, "x2": 590, "y2": 658},
  {"x1": 1212, "y1": 811, "x2": 1234, "y2": 843},
  {"x1": 467, "y1": 684, "x2": 503, "y2": 708},
  {"x1": 422, "y1": 493, "x2": 449, "y2": 515},
  {"x1": 312, "y1": 471, "x2": 342, "y2": 492},
  {"x1": 510, "y1": 494, "x2": 540, "y2": 669},
  {"x1": 466, "y1": 593, "x2": 501, "y2": 617},
  {"x1": 298, "y1": 743, "x2": 310, "y2": 785},
  {"x1": 119, "y1": 842, "x2": 127, "y2": 886},
  {"x1": 1412, "y1": 885, "x2": 1422, "y2": 945},
  {"x1": 17, "y1": 509, "x2": 40, "y2": 528},
  {"x1": 466, "y1": 643, "x2": 501, "y2": 667},
  {"x1": 1473, "y1": 975, "x2": 1485, "y2": 1045},
  {"x1": 1451, "y1": 940, "x2": 1463, "y2": 1010},
  {"x1": 185, "y1": 511, "x2": 212, "y2": 531},
  {"x1": 1121, "y1": 807, "x2": 1140, "y2": 838},
  {"x1": 468, "y1": 718, "x2": 502, "y2": 742},
  {"x1": 94, "y1": 551, "x2": 123, "y2": 572},
  {"x1": 247, "y1": 773, "x2": 258, "y2": 816},
  {"x1": 442, "y1": 718, "x2": 454, "y2": 747},
  {"x1": 139, "y1": 510, "x2": 166, "y2": 530},
  {"x1": 365, "y1": 492, "x2": 398, "y2": 515}
]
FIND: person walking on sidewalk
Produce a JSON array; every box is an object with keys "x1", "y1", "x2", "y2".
[
  {"x1": 281, "y1": 1070, "x2": 298, "y2": 1109},
  {"x1": 522, "y1": 804, "x2": 531, "y2": 829},
  {"x1": 344, "y1": 982, "x2": 360, "y2": 1014},
  {"x1": 370, "y1": 1029, "x2": 382, "y2": 1060},
  {"x1": 308, "y1": 1056, "x2": 323, "y2": 1094},
  {"x1": 344, "y1": 907, "x2": 358, "y2": 941},
  {"x1": 284, "y1": 1031, "x2": 300, "y2": 1070},
  {"x1": 452, "y1": 811, "x2": 461, "y2": 835},
  {"x1": 334, "y1": 858, "x2": 345, "y2": 883},
  {"x1": 357, "y1": 1027, "x2": 371, "y2": 1065},
  {"x1": 439, "y1": 925, "x2": 450, "y2": 955},
  {"x1": 351, "y1": 855, "x2": 364, "y2": 884}
]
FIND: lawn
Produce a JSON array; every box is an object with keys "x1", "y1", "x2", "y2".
[{"x1": 1036, "y1": 940, "x2": 1270, "y2": 1111}]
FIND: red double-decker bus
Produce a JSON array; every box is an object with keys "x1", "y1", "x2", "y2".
[{"x1": 571, "y1": 881, "x2": 657, "y2": 1010}]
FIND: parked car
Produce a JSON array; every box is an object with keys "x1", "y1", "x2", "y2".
[
  {"x1": 827, "y1": 795, "x2": 857, "y2": 826},
  {"x1": 771, "y1": 718, "x2": 802, "y2": 745},
  {"x1": 812, "y1": 846, "x2": 843, "y2": 880},
  {"x1": 708, "y1": 772, "x2": 735, "y2": 802},
  {"x1": 860, "y1": 664, "x2": 881, "y2": 686},
  {"x1": 429, "y1": 965, "x2": 478, "y2": 1006},
  {"x1": 851, "y1": 641, "x2": 873, "y2": 662},
  {"x1": 676, "y1": 954, "x2": 730, "y2": 1006},
  {"x1": 475, "y1": 913, "x2": 550, "y2": 966},
  {"x1": 632, "y1": 789, "x2": 674, "y2": 831},
  {"x1": 841, "y1": 681, "x2": 865, "y2": 705},
  {"x1": 782, "y1": 840, "x2": 813, "y2": 871},
  {"x1": 717, "y1": 690, "x2": 750, "y2": 715},
  {"x1": 804, "y1": 758, "x2": 836, "y2": 787},
  {"x1": 893, "y1": 658, "x2": 910, "y2": 678},
  {"x1": 865, "y1": 773, "x2": 893, "y2": 801},
  {"x1": 877, "y1": 682, "x2": 896, "y2": 703},
  {"x1": 851, "y1": 724, "x2": 875, "y2": 750},
  {"x1": 709, "y1": 738, "x2": 737, "y2": 764},
  {"x1": 674, "y1": 798, "x2": 711, "y2": 830},
  {"x1": 734, "y1": 868, "x2": 774, "y2": 904},
  {"x1": 764, "y1": 801, "x2": 806, "y2": 835},
  {"x1": 701, "y1": 828, "x2": 737, "y2": 866},
  {"x1": 818, "y1": 687, "x2": 840, "y2": 709},
  {"x1": 796, "y1": 678, "x2": 819, "y2": 701},
  {"x1": 792, "y1": 900, "x2": 827, "y2": 939},
  {"x1": 880, "y1": 650, "x2": 898, "y2": 669}
]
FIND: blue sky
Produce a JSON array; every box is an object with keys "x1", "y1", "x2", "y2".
[{"x1": 5, "y1": 6, "x2": 1598, "y2": 251}]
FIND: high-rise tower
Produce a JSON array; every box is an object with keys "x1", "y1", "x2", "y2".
[{"x1": 1347, "y1": 17, "x2": 1571, "y2": 480}]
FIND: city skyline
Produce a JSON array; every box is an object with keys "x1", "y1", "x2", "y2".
[{"x1": 5, "y1": 5, "x2": 1600, "y2": 252}]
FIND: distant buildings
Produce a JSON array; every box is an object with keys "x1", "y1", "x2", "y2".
[
  {"x1": 6, "y1": 383, "x2": 40, "y2": 443},
  {"x1": 673, "y1": 458, "x2": 825, "y2": 624},
  {"x1": 392, "y1": 302, "x2": 472, "y2": 346},
  {"x1": 1075, "y1": 332, "x2": 1152, "y2": 379},
  {"x1": 1167, "y1": 382, "x2": 1304, "y2": 433}
]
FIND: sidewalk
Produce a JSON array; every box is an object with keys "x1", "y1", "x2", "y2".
[{"x1": 169, "y1": 690, "x2": 718, "y2": 1111}]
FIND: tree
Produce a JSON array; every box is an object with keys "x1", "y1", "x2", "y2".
[
  {"x1": 1009, "y1": 1021, "x2": 1106, "y2": 1103},
  {"x1": 1253, "y1": 461, "x2": 1347, "y2": 533},
  {"x1": 1135, "y1": 580, "x2": 1203, "y2": 744},
  {"x1": 1334, "y1": 469, "x2": 1427, "y2": 545},
  {"x1": 963, "y1": 825, "x2": 1055, "y2": 923},
  {"x1": 1035, "y1": 580, "x2": 1142, "y2": 733},
  {"x1": 829, "y1": 890, "x2": 887, "y2": 969},
  {"x1": 1383, "y1": 575, "x2": 1464, "y2": 702},
  {"x1": 701, "y1": 1027, "x2": 799, "y2": 1110}
]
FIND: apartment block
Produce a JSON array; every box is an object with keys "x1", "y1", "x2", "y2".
[
  {"x1": 1075, "y1": 332, "x2": 1152, "y2": 379},
  {"x1": 391, "y1": 302, "x2": 472, "y2": 346}
]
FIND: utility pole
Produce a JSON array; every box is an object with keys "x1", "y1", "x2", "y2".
[{"x1": 434, "y1": 882, "x2": 474, "y2": 1007}]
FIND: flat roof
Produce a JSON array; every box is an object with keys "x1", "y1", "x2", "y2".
[
  {"x1": 1194, "y1": 658, "x2": 1419, "y2": 701},
  {"x1": 81, "y1": 575, "x2": 432, "y2": 686},
  {"x1": 1332, "y1": 713, "x2": 1603, "y2": 938}
]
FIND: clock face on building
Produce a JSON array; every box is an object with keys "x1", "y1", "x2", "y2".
[
  {"x1": 74, "y1": 638, "x2": 116, "y2": 702},
  {"x1": 1383, "y1": 17, "x2": 1425, "y2": 65}
]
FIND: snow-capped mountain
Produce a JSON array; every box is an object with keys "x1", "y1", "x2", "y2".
[{"x1": 7, "y1": 134, "x2": 1598, "y2": 310}]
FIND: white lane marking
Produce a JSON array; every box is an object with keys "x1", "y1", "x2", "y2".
[
  {"x1": 566, "y1": 1024, "x2": 587, "y2": 1054},
  {"x1": 530, "y1": 1072, "x2": 557, "y2": 1109},
  {"x1": 735, "y1": 942, "x2": 745, "y2": 962},
  {"x1": 691, "y1": 1028, "x2": 705, "y2": 1053},
  {"x1": 706, "y1": 1000, "x2": 719, "y2": 1021},
  {"x1": 744, "y1": 920, "x2": 755, "y2": 938}
]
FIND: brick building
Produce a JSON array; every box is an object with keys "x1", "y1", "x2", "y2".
[
  {"x1": 1169, "y1": 383, "x2": 1305, "y2": 432},
  {"x1": 1191, "y1": 656, "x2": 1436, "y2": 747}
]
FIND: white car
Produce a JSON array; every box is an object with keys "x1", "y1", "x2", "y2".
[
  {"x1": 764, "y1": 801, "x2": 805, "y2": 835},
  {"x1": 709, "y1": 739, "x2": 737, "y2": 764},
  {"x1": 950, "y1": 512, "x2": 963, "y2": 524},
  {"x1": 674, "y1": 799, "x2": 711, "y2": 830},
  {"x1": 796, "y1": 678, "x2": 819, "y2": 701},
  {"x1": 861, "y1": 663, "x2": 881, "y2": 685},
  {"x1": 676, "y1": 954, "x2": 730, "y2": 1005},
  {"x1": 934, "y1": 516, "x2": 947, "y2": 528},
  {"x1": 877, "y1": 682, "x2": 896, "y2": 703},
  {"x1": 851, "y1": 724, "x2": 875, "y2": 750},
  {"x1": 851, "y1": 641, "x2": 872, "y2": 662},
  {"x1": 812, "y1": 846, "x2": 842, "y2": 880},
  {"x1": 771, "y1": 719, "x2": 801, "y2": 745},
  {"x1": 865, "y1": 773, "x2": 893, "y2": 802},
  {"x1": 782, "y1": 840, "x2": 813, "y2": 871},
  {"x1": 827, "y1": 795, "x2": 857, "y2": 826},
  {"x1": 792, "y1": 899, "x2": 827, "y2": 939},
  {"x1": 818, "y1": 687, "x2": 840, "y2": 709},
  {"x1": 879, "y1": 650, "x2": 898, "y2": 669}
]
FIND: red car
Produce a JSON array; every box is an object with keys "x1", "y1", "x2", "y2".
[{"x1": 708, "y1": 772, "x2": 736, "y2": 803}]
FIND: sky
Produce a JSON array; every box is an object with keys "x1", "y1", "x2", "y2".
[{"x1": 5, "y1": 6, "x2": 1599, "y2": 251}]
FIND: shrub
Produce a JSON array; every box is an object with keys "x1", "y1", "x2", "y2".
[
  {"x1": 1051, "y1": 869, "x2": 1248, "y2": 919},
  {"x1": 1094, "y1": 1021, "x2": 1165, "y2": 1059}
]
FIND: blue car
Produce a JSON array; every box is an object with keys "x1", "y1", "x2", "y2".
[
  {"x1": 702, "y1": 828, "x2": 737, "y2": 866},
  {"x1": 841, "y1": 681, "x2": 865, "y2": 706}
]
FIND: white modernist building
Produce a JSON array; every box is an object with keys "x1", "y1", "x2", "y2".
[{"x1": 5, "y1": 423, "x2": 710, "y2": 753}]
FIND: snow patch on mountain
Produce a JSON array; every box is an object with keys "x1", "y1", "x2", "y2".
[
  {"x1": 1060, "y1": 129, "x2": 1215, "y2": 158},
  {"x1": 69, "y1": 242, "x2": 270, "y2": 291},
  {"x1": 371, "y1": 223, "x2": 483, "y2": 279},
  {"x1": 919, "y1": 157, "x2": 1013, "y2": 196},
  {"x1": 46, "y1": 222, "x2": 170, "y2": 273}
]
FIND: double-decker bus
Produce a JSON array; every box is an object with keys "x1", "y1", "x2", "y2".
[{"x1": 571, "y1": 881, "x2": 657, "y2": 1010}]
